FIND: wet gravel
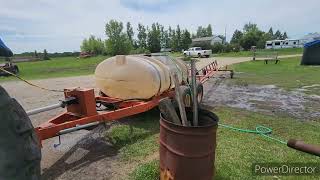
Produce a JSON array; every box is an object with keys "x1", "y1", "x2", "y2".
[{"x1": 203, "y1": 76, "x2": 320, "y2": 121}]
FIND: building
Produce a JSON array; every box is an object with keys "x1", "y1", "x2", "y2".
[
  {"x1": 300, "y1": 32, "x2": 320, "y2": 44},
  {"x1": 192, "y1": 36, "x2": 223, "y2": 46}
]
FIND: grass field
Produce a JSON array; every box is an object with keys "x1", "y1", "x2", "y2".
[
  {"x1": 105, "y1": 107, "x2": 320, "y2": 180},
  {"x1": 0, "y1": 56, "x2": 108, "y2": 81},
  {"x1": 229, "y1": 57, "x2": 320, "y2": 95},
  {"x1": 216, "y1": 48, "x2": 303, "y2": 57}
]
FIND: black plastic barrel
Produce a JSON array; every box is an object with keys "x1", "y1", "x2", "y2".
[{"x1": 160, "y1": 108, "x2": 219, "y2": 180}]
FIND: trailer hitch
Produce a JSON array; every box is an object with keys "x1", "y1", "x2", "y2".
[{"x1": 27, "y1": 96, "x2": 78, "y2": 116}]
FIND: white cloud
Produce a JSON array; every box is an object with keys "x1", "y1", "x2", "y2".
[{"x1": 0, "y1": 0, "x2": 319, "y2": 53}]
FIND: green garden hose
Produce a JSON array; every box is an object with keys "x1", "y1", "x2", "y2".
[{"x1": 218, "y1": 123, "x2": 287, "y2": 145}]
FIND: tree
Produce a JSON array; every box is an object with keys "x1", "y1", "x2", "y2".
[
  {"x1": 171, "y1": 30, "x2": 178, "y2": 51},
  {"x1": 230, "y1": 30, "x2": 243, "y2": 45},
  {"x1": 240, "y1": 23, "x2": 264, "y2": 50},
  {"x1": 105, "y1": 20, "x2": 132, "y2": 55},
  {"x1": 43, "y1": 49, "x2": 50, "y2": 60},
  {"x1": 181, "y1": 29, "x2": 192, "y2": 50},
  {"x1": 147, "y1": 23, "x2": 161, "y2": 53},
  {"x1": 175, "y1": 25, "x2": 182, "y2": 51},
  {"x1": 196, "y1": 26, "x2": 208, "y2": 37},
  {"x1": 80, "y1": 35, "x2": 105, "y2": 55},
  {"x1": 274, "y1": 30, "x2": 282, "y2": 39},
  {"x1": 282, "y1": 32, "x2": 288, "y2": 40},
  {"x1": 243, "y1": 23, "x2": 259, "y2": 33},
  {"x1": 257, "y1": 32, "x2": 271, "y2": 49},
  {"x1": 34, "y1": 50, "x2": 38, "y2": 58},
  {"x1": 160, "y1": 26, "x2": 170, "y2": 48},
  {"x1": 126, "y1": 22, "x2": 134, "y2": 46},
  {"x1": 268, "y1": 27, "x2": 274, "y2": 38},
  {"x1": 168, "y1": 26, "x2": 174, "y2": 48},
  {"x1": 206, "y1": 24, "x2": 213, "y2": 37},
  {"x1": 195, "y1": 25, "x2": 213, "y2": 38},
  {"x1": 137, "y1": 23, "x2": 147, "y2": 49}
]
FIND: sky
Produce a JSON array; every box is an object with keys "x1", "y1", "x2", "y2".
[{"x1": 1, "y1": 0, "x2": 319, "y2": 53}]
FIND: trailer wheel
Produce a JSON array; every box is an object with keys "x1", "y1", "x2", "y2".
[
  {"x1": 13, "y1": 66, "x2": 19, "y2": 74},
  {"x1": 196, "y1": 82, "x2": 204, "y2": 104}
]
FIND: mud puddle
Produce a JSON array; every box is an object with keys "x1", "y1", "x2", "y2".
[{"x1": 203, "y1": 77, "x2": 320, "y2": 120}]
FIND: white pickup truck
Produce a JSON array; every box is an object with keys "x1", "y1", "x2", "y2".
[{"x1": 183, "y1": 47, "x2": 212, "y2": 58}]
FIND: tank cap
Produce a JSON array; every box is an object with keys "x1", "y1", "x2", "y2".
[{"x1": 116, "y1": 55, "x2": 126, "y2": 65}]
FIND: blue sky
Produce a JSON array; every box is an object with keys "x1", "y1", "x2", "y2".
[{"x1": 1, "y1": 0, "x2": 319, "y2": 53}]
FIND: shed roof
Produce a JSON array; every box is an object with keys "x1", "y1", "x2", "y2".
[{"x1": 192, "y1": 35, "x2": 222, "y2": 42}]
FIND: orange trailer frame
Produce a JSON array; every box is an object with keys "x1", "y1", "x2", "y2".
[{"x1": 35, "y1": 61, "x2": 233, "y2": 144}]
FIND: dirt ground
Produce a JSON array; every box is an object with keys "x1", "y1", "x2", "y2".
[{"x1": 0, "y1": 55, "x2": 304, "y2": 179}]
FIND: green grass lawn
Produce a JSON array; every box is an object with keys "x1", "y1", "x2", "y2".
[
  {"x1": 217, "y1": 48, "x2": 303, "y2": 57},
  {"x1": 105, "y1": 107, "x2": 319, "y2": 180},
  {"x1": 0, "y1": 56, "x2": 108, "y2": 82},
  {"x1": 229, "y1": 57, "x2": 320, "y2": 95}
]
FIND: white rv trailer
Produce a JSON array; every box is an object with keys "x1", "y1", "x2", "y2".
[{"x1": 265, "y1": 39, "x2": 302, "y2": 49}]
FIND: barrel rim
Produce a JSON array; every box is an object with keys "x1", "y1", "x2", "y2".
[{"x1": 160, "y1": 108, "x2": 219, "y2": 128}]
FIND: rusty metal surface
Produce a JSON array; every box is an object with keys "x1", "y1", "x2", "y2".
[
  {"x1": 35, "y1": 89, "x2": 175, "y2": 144},
  {"x1": 287, "y1": 139, "x2": 320, "y2": 157},
  {"x1": 160, "y1": 108, "x2": 219, "y2": 180}
]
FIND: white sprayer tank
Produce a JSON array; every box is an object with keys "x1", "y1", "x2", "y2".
[{"x1": 95, "y1": 55, "x2": 188, "y2": 100}]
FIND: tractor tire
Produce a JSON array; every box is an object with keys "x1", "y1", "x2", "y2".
[
  {"x1": 13, "y1": 66, "x2": 19, "y2": 75},
  {"x1": 180, "y1": 85, "x2": 192, "y2": 108},
  {"x1": 172, "y1": 85, "x2": 192, "y2": 108},
  {"x1": 0, "y1": 86, "x2": 41, "y2": 180},
  {"x1": 196, "y1": 82, "x2": 204, "y2": 104}
]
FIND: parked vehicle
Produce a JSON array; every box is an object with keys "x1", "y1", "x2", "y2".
[
  {"x1": 78, "y1": 51, "x2": 93, "y2": 58},
  {"x1": 183, "y1": 47, "x2": 212, "y2": 58},
  {"x1": 0, "y1": 38, "x2": 19, "y2": 76},
  {"x1": 0, "y1": 61, "x2": 19, "y2": 76}
]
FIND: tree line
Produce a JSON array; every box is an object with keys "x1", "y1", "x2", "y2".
[
  {"x1": 81, "y1": 20, "x2": 289, "y2": 56},
  {"x1": 230, "y1": 23, "x2": 288, "y2": 50},
  {"x1": 81, "y1": 20, "x2": 215, "y2": 55}
]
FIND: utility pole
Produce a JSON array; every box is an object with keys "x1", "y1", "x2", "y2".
[{"x1": 224, "y1": 26, "x2": 227, "y2": 44}]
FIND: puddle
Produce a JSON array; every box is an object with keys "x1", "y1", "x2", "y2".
[{"x1": 203, "y1": 78, "x2": 320, "y2": 120}]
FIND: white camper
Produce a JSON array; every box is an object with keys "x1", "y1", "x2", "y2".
[{"x1": 265, "y1": 39, "x2": 302, "y2": 49}]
